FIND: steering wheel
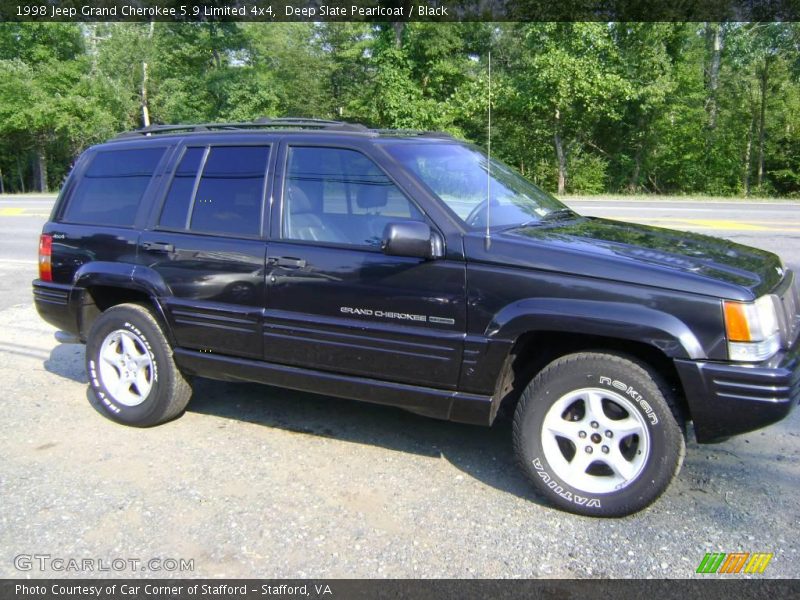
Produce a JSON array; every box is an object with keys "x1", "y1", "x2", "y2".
[{"x1": 465, "y1": 197, "x2": 500, "y2": 228}]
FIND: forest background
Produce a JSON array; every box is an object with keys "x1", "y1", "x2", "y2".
[{"x1": 1, "y1": 21, "x2": 798, "y2": 197}]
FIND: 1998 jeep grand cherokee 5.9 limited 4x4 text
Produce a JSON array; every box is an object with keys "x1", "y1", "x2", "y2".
[{"x1": 33, "y1": 119, "x2": 800, "y2": 517}]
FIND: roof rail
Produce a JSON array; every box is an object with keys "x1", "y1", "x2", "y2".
[
  {"x1": 115, "y1": 118, "x2": 369, "y2": 139},
  {"x1": 254, "y1": 117, "x2": 369, "y2": 132},
  {"x1": 420, "y1": 131, "x2": 456, "y2": 139},
  {"x1": 372, "y1": 129, "x2": 455, "y2": 139}
]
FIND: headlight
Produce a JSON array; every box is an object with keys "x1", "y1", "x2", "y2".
[{"x1": 723, "y1": 295, "x2": 781, "y2": 362}]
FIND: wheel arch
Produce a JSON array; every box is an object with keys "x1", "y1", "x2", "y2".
[
  {"x1": 487, "y1": 298, "x2": 706, "y2": 361},
  {"x1": 71, "y1": 263, "x2": 173, "y2": 344},
  {"x1": 491, "y1": 330, "x2": 689, "y2": 428}
]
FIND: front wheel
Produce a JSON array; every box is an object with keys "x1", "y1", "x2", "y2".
[
  {"x1": 513, "y1": 352, "x2": 685, "y2": 517},
  {"x1": 85, "y1": 303, "x2": 192, "y2": 427}
]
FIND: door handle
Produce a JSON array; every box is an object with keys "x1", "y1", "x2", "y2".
[
  {"x1": 270, "y1": 256, "x2": 307, "y2": 268},
  {"x1": 143, "y1": 241, "x2": 175, "y2": 252}
]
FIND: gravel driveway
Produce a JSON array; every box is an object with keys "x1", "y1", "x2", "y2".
[{"x1": 1, "y1": 302, "x2": 798, "y2": 579}]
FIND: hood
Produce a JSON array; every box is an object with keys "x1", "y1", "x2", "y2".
[{"x1": 464, "y1": 216, "x2": 784, "y2": 301}]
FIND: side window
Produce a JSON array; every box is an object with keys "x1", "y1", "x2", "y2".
[
  {"x1": 159, "y1": 145, "x2": 269, "y2": 237},
  {"x1": 191, "y1": 146, "x2": 268, "y2": 236},
  {"x1": 283, "y1": 146, "x2": 424, "y2": 247},
  {"x1": 63, "y1": 147, "x2": 165, "y2": 227},
  {"x1": 159, "y1": 147, "x2": 204, "y2": 229}
]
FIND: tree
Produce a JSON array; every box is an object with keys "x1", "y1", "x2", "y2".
[
  {"x1": 1, "y1": 22, "x2": 799, "y2": 197},
  {"x1": 507, "y1": 23, "x2": 633, "y2": 193},
  {"x1": 604, "y1": 23, "x2": 681, "y2": 192},
  {"x1": 242, "y1": 23, "x2": 332, "y2": 118},
  {"x1": 318, "y1": 22, "x2": 373, "y2": 119},
  {"x1": 0, "y1": 23, "x2": 125, "y2": 191}
]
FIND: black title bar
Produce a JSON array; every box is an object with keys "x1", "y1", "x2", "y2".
[
  {"x1": 3, "y1": 579, "x2": 800, "y2": 600},
  {"x1": 2, "y1": 0, "x2": 800, "y2": 22}
]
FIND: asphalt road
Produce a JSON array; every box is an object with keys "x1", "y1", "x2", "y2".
[
  {"x1": 1, "y1": 195, "x2": 799, "y2": 579},
  {"x1": 567, "y1": 198, "x2": 800, "y2": 275},
  {"x1": 0, "y1": 196, "x2": 52, "y2": 310}
]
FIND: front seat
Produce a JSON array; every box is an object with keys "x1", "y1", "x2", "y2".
[
  {"x1": 285, "y1": 184, "x2": 347, "y2": 243},
  {"x1": 356, "y1": 185, "x2": 390, "y2": 244}
]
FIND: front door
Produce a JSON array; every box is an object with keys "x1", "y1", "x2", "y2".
[{"x1": 263, "y1": 144, "x2": 465, "y2": 389}]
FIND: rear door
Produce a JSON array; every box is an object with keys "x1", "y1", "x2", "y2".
[
  {"x1": 138, "y1": 143, "x2": 273, "y2": 359},
  {"x1": 263, "y1": 142, "x2": 466, "y2": 389}
]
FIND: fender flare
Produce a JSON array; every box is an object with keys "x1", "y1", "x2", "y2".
[
  {"x1": 486, "y1": 298, "x2": 706, "y2": 360},
  {"x1": 70, "y1": 262, "x2": 174, "y2": 342}
]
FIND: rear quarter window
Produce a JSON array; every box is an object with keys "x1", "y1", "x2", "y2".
[{"x1": 62, "y1": 147, "x2": 165, "y2": 227}]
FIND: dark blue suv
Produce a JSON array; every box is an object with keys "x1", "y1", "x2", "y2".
[{"x1": 34, "y1": 119, "x2": 800, "y2": 516}]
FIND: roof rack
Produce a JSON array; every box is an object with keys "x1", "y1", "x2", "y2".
[
  {"x1": 372, "y1": 129, "x2": 455, "y2": 139},
  {"x1": 115, "y1": 117, "x2": 369, "y2": 139}
]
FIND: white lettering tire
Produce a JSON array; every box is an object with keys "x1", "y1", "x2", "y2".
[
  {"x1": 513, "y1": 352, "x2": 685, "y2": 517},
  {"x1": 86, "y1": 303, "x2": 192, "y2": 427}
]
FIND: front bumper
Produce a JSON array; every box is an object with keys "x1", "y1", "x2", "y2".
[{"x1": 675, "y1": 340, "x2": 800, "y2": 443}]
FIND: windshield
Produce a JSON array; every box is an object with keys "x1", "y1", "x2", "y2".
[{"x1": 384, "y1": 142, "x2": 568, "y2": 229}]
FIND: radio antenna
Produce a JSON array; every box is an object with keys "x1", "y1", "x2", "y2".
[{"x1": 485, "y1": 50, "x2": 492, "y2": 250}]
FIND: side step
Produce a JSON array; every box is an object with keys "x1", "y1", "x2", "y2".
[{"x1": 174, "y1": 348, "x2": 493, "y2": 425}]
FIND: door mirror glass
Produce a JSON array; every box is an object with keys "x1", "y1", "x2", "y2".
[{"x1": 381, "y1": 221, "x2": 441, "y2": 259}]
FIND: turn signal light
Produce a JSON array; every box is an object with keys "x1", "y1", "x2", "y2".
[
  {"x1": 723, "y1": 296, "x2": 781, "y2": 362},
  {"x1": 723, "y1": 301, "x2": 751, "y2": 341}
]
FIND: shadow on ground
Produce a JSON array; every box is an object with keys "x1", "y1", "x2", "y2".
[
  {"x1": 44, "y1": 341, "x2": 800, "y2": 520},
  {"x1": 42, "y1": 339, "x2": 545, "y2": 505},
  {"x1": 187, "y1": 377, "x2": 545, "y2": 506},
  {"x1": 44, "y1": 342, "x2": 87, "y2": 383}
]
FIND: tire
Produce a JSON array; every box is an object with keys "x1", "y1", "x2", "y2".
[
  {"x1": 85, "y1": 303, "x2": 192, "y2": 427},
  {"x1": 512, "y1": 352, "x2": 685, "y2": 517}
]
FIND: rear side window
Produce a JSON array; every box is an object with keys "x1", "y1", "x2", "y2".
[
  {"x1": 159, "y1": 145, "x2": 269, "y2": 237},
  {"x1": 159, "y1": 148, "x2": 204, "y2": 229},
  {"x1": 62, "y1": 147, "x2": 165, "y2": 227}
]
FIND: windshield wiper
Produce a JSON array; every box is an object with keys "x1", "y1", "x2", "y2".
[
  {"x1": 540, "y1": 207, "x2": 575, "y2": 221},
  {"x1": 511, "y1": 208, "x2": 575, "y2": 230}
]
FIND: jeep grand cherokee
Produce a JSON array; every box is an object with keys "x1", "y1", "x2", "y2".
[{"x1": 33, "y1": 118, "x2": 800, "y2": 516}]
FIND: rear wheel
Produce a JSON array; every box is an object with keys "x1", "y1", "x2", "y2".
[
  {"x1": 86, "y1": 303, "x2": 191, "y2": 426},
  {"x1": 513, "y1": 352, "x2": 685, "y2": 517}
]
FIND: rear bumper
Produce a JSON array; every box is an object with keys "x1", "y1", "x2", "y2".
[
  {"x1": 675, "y1": 340, "x2": 800, "y2": 443},
  {"x1": 32, "y1": 279, "x2": 80, "y2": 336}
]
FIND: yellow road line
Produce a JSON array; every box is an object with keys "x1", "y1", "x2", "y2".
[
  {"x1": 649, "y1": 218, "x2": 768, "y2": 231},
  {"x1": 608, "y1": 217, "x2": 800, "y2": 232},
  {"x1": 1, "y1": 208, "x2": 795, "y2": 233},
  {"x1": 0, "y1": 208, "x2": 49, "y2": 216}
]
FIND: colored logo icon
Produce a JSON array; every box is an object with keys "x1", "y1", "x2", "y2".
[{"x1": 696, "y1": 552, "x2": 773, "y2": 574}]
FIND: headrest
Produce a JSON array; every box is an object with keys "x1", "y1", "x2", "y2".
[
  {"x1": 287, "y1": 183, "x2": 312, "y2": 213},
  {"x1": 356, "y1": 185, "x2": 389, "y2": 210}
]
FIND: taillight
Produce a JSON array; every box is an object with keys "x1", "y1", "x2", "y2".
[{"x1": 38, "y1": 233, "x2": 52, "y2": 282}]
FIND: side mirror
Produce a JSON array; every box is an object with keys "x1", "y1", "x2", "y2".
[{"x1": 381, "y1": 221, "x2": 442, "y2": 260}]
